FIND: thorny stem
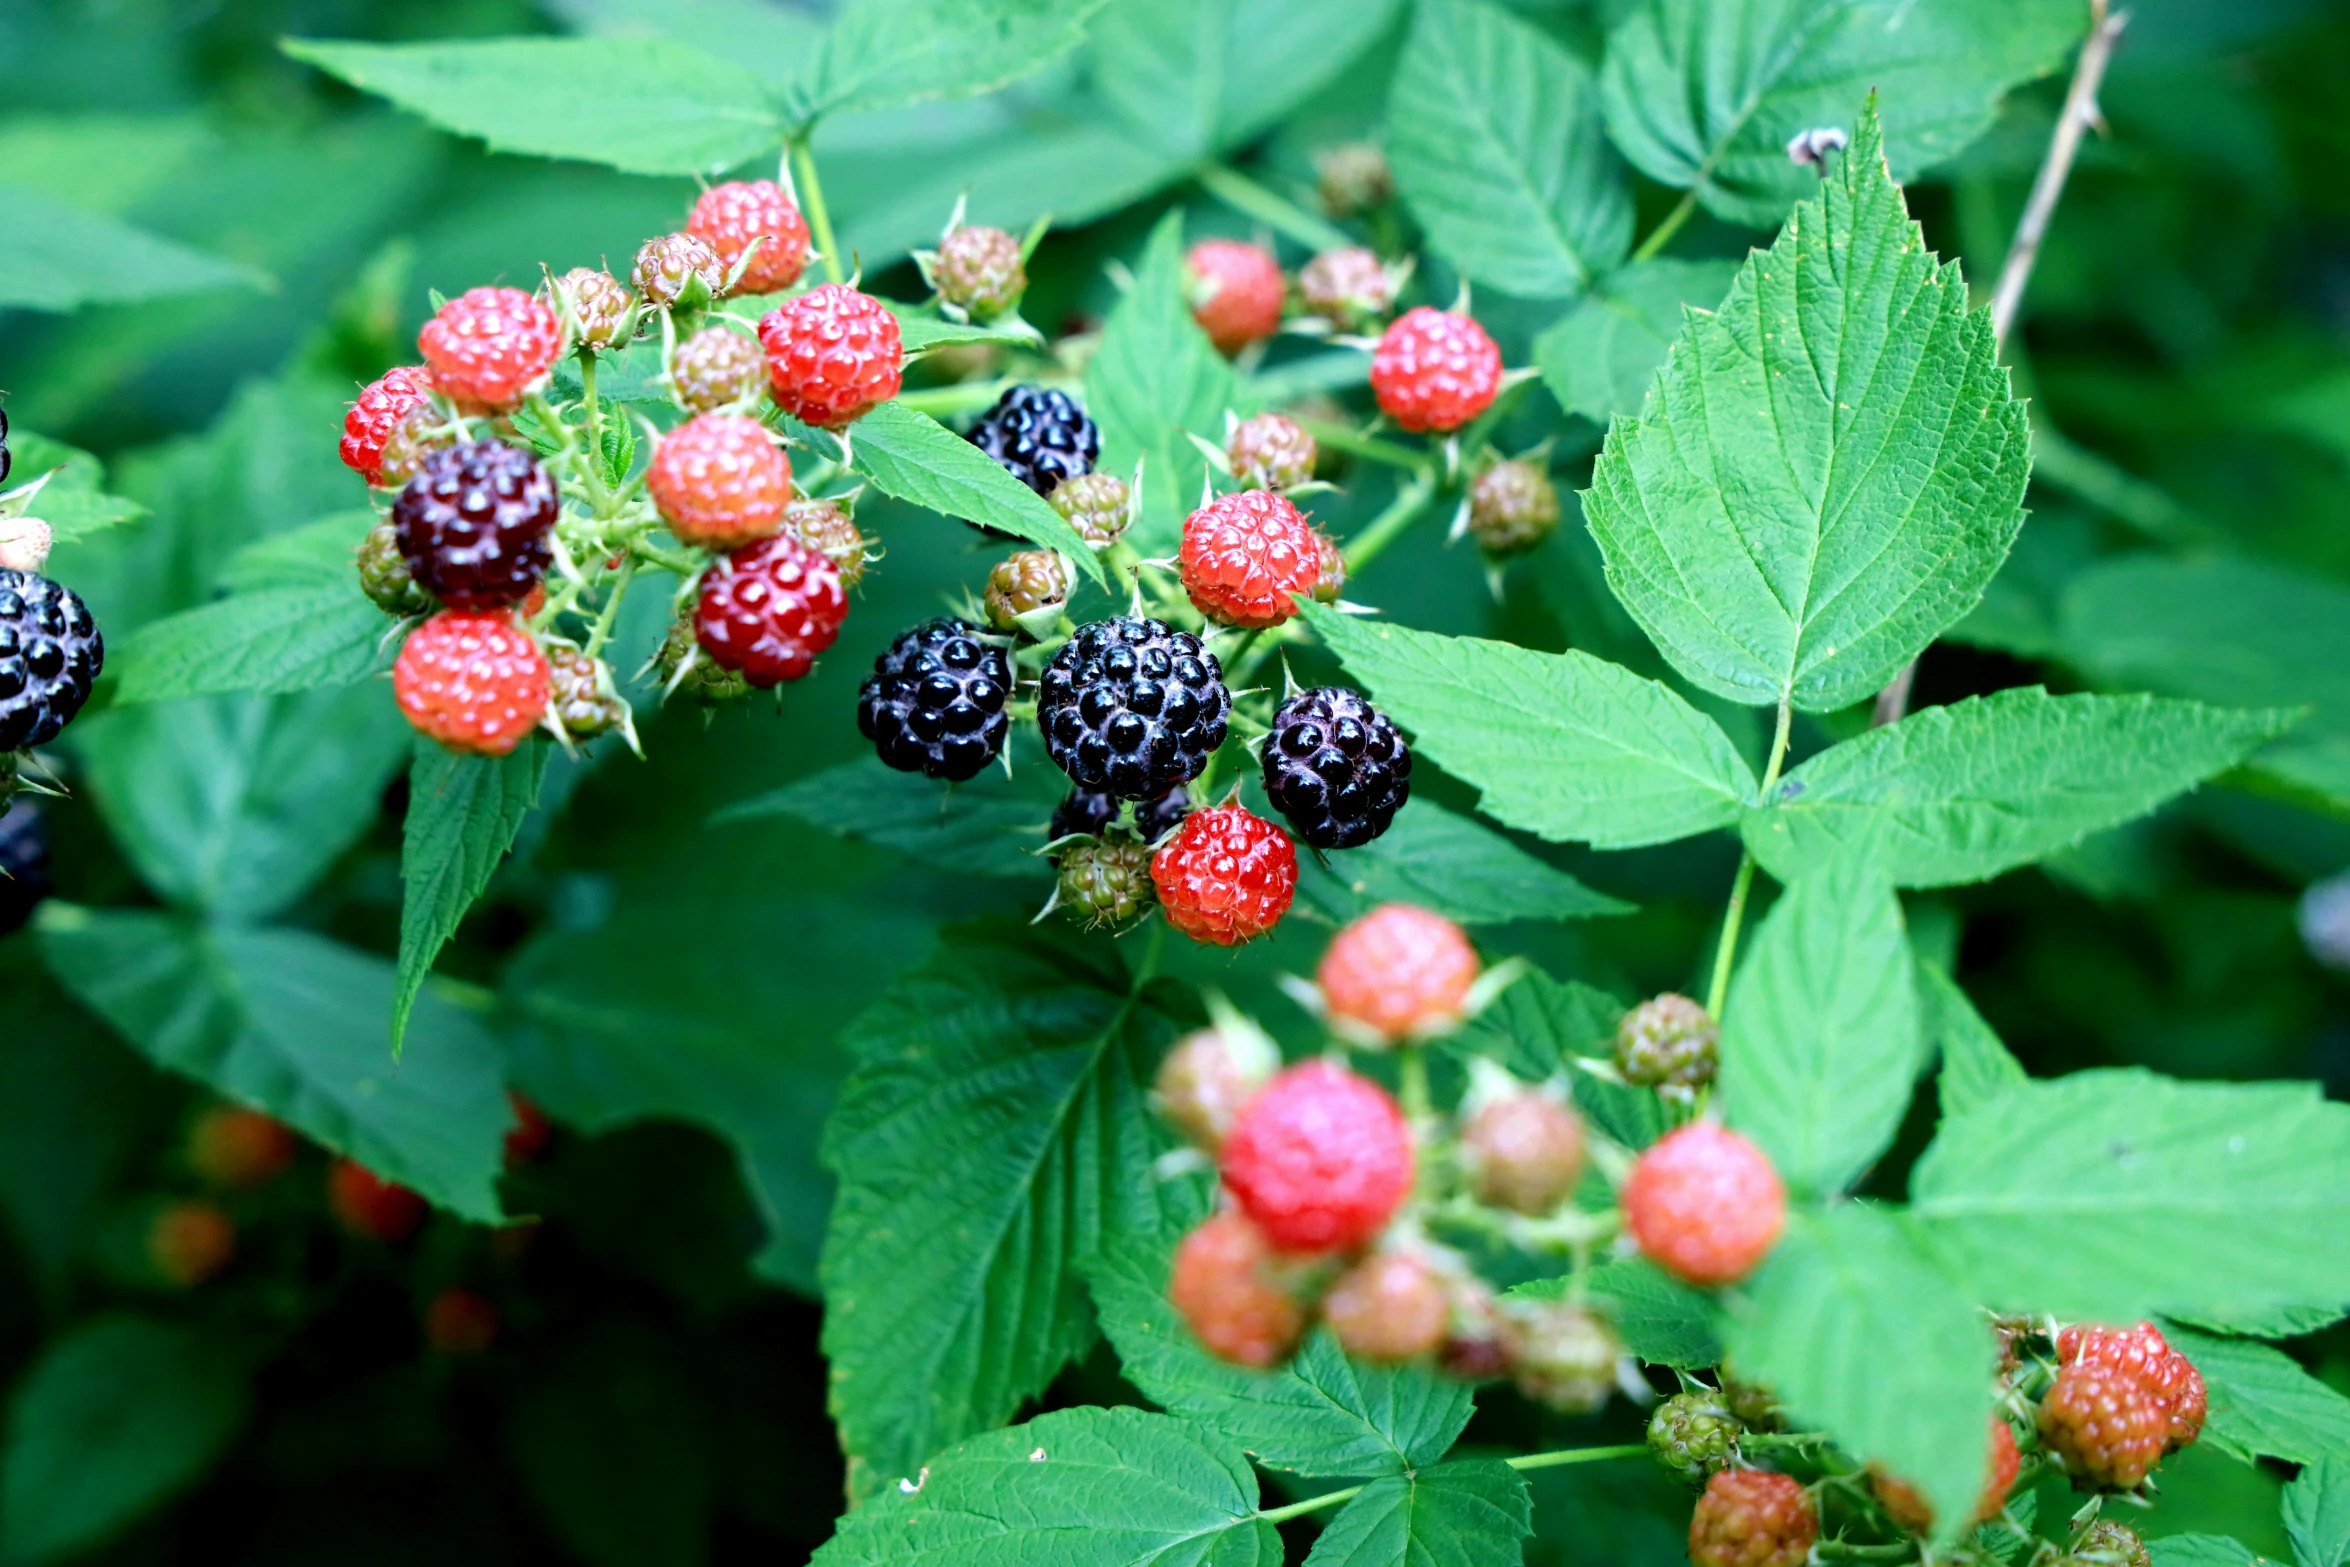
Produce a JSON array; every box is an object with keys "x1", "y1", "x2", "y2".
[
  {"x1": 792, "y1": 137, "x2": 846, "y2": 286},
  {"x1": 1254, "y1": 1445, "x2": 1648, "y2": 1525},
  {"x1": 1195, "y1": 163, "x2": 1356, "y2": 255},
  {"x1": 1341, "y1": 473, "x2": 1438, "y2": 575},
  {"x1": 1705, "y1": 699, "x2": 1792, "y2": 1017},
  {"x1": 1630, "y1": 190, "x2": 1700, "y2": 262}
]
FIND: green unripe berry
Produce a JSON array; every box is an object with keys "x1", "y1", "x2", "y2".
[
  {"x1": 1058, "y1": 838, "x2": 1154, "y2": 931},
  {"x1": 1647, "y1": 1390, "x2": 1743, "y2": 1487}
]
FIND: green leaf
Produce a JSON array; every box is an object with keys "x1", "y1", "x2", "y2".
[
  {"x1": 282, "y1": 36, "x2": 782, "y2": 177},
  {"x1": 2162, "y1": 1327, "x2": 2350, "y2": 1469},
  {"x1": 1582, "y1": 101, "x2": 2029, "y2": 712},
  {"x1": 2286, "y1": 1456, "x2": 2350, "y2": 1567},
  {"x1": 2151, "y1": 1540, "x2": 2277, "y2": 1567},
  {"x1": 1091, "y1": 0, "x2": 1406, "y2": 160},
  {"x1": 1743, "y1": 690, "x2": 2298, "y2": 888},
  {"x1": 1511, "y1": 1258, "x2": 1725, "y2": 1369},
  {"x1": 799, "y1": 0, "x2": 1115, "y2": 121},
  {"x1": 893, "y1": 313, "x2": 1046, "y2": 353},
  {"x1": 0, "y1": 1316, "x2": 248, "y2": 1562},
  {"x1": 812, "y1": 1406, "x2": 1276, "y2": 1567},
  {"x1": 1387, "y1": 0, "x2": 1631, "y2": 300},
  {"x1": 1724, "y1": 1204, "x2": 1995, "y2": 1539},
  {"x1": 848, "y1": 400, "x2": 1104, "y2": 580},
  {"x1": 4, "y1": 430, "x2": 149, "y2": 544},
  {"x1": 1534, "y1": 258, "x2": 1741, "y2": 425},
  {"x1": 1087, "y1": 210, "x2": 1234, "y2": 556},
  {"x1": 819, "y1": 928, "x2": 1175, "y2": 1492},
  {"x1": 714, "y1": 752, "x2": 1062, "y2": 882},
  {"x1": 1915, "y1": 960, "x2": 2025, "y2": 1119},
  {"x1": 1721, "y1": 851, "x2": 1920, "y2": 1197},
  {"x1": 1298, "y1": 601, "x2": 1758, "y2": 849},
  {"x1": 36, "y1": 908, "x2": 510, "y2": 1222},
  {"x1": 1910, "y1": 1070, "x2": 2350, "y2": 1325},
  {"x1": 1085, "y1": 1233, "x2": 1476, "y2": 1478},
  {"x1": 1598, "y1": 0, "x2": 2084, "y2": 227},
  {"x1": 0, "y1": 182, "x2": 267, "y2": 312},
  {"x1": 1442, "y1": 968, "x2": 1666, "y2": 1151},
  {"x1": 1292, "y1": 797, "x2": 1631, "y2": 927},
  {"x1": 394, "y1": 743, "x2": 549, "y2": 1052},
  {"x1": 1303, "y1": 1460, "x2": 1532, "y2": 1567}
]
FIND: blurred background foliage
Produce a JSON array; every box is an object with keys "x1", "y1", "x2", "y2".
[{"x1": 1, "y1": 0, "x2": 2347, "y2": 1561}]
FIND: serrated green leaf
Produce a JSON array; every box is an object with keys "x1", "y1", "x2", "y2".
[
  {"x1": 819, "y1": 929, "x2": 1176, "y2": 1493},
  {"x1": 714, "y1": 752, "x2": 1061, "y2": 881},
  {"x1": 1910, "y1": 1071, "x2": 2350, "y2": 1325},
  {"x1": 1298, "y1": 601, "x2": 1758, "y2": 849},
  {"x1": 1598, "y1": 0, "x2": 2083, "y2": 227},
  {"x1": 1534, "y1": 258, "x2": 1741, "y2": 425},
  {"x1": 0, "y1": 1315, "x2": 249, "y2": 1563},
  {"x1": 394, "y1": 743, "x2": 549, "y2": 1052},
  {"x1": 2151, "y1": 1538, "x2": 2279, "y2": 1567},
  {"x1": 1293, "y1": 797, "x2": 1631, "y2": 927},
  {"x1": 1092, "y1": 0, "x2": 1405, "y2": 160},
  {"x1": 2162, "y1": 1327, "x2": 2350, "y2": 1469},
  {"x1": 1304, "y1": 1460, "x2": 1531, "y2": 1567},
  {"x1": 2286, "y1": 1455, "x2": 2350, "y2": 1567},
  {"x1": 1744, "y1": 690, "x2": 2299, "y2": 887},
  {"x1": 797, "y1": 0, "x2": 1114, "y2": 122},
  {"x1": 1721, "y1": 851, "x2": 1920, "y2": 1196},
  {"x1": 1442, "y1": 968, "x2": 1666, "y2": 1150},
  {"x1": 893, "y1": 313, "x2": 1044, "y2": 352},
  {"x1": 282, "y1": 36, "x2": 781, "y2": 176},
  {"x1": 36, "y1": 907, "x2": 510, "y2": 1221},
  {"x1": 848, "y1": 400, "x2": 1104, "y2": 579},
  {"x1": 1088, "y1": 210, "x2": 1234, "y2": 557},
  {"x1": 1583, "y1": 102, "x2": 2029, "y2": 712},
  {"x1": 1724, "y1": 1204, "x2": 1995, "y2": 1540},
  {"x1": 1387, "y1": 0, "x2": 1631, "y2": 300},
  {"x1": 812, "y1": 1406, "x2": 1276, "y2": 1567},
  {"x1": 0, "y1": 182, "x2": 268, "y2": 312},
  {"x1": 1915, "y1": 960, "x2": 2025, "y2": 1119},
  {"x1": 1085, "y1": 1235, "x2": 1476, "y2": 1478},
  {"x1": 4, "y1": 430, "x2": 149, "y2": 544},
  {"x1": 1511, "y1": 1258, "x2": 1724, "y2": 1369}
]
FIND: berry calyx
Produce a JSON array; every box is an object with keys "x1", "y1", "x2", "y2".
[
  {"x1": 967, "y1": 386, "x2": 1100, "y2": 498},
  {"x1": 1468, "y1": 458, "x2": 1562, "y2": 557},
  {"x1": 1615, "y1": 993, "x2": 1720, "y2": 1092},
  {"x1": 1050, "y1": 471, "x2": 1132, "y2": 549},
  {"x1": 146, "y1": 1198, "x2": 237, "y2": 1288},
  {"x1": 649, "y1": 413, "x2": 792, "y2": 548},
  {"x1": 394, "y1": 610, "x2": 551, "y2": 757},
  {"x1": 1648, "y1": 1390, "x2": 1743, "y2": 1488},
  {"x1": 340, "y1": 365, "x2": 436, "y2": 485},
  {"x1": 1186, "y1": 239, "x2": 1285, "y2": 355},
  {"x1": 1178, "y1": 488, "x2": 1320, "y2": 629},
  {"x1": 2039, "y1": 1360, "x2": 2168, "y2": 1490},
  {"x1": 544, "y1": 646, "x2": 628, "y2": 742},
  {"x1": 780, "y1": 497, "x2": 870, "y2": 590},
  {"x1": 632, "y1": 231, "x2": 725, "y2": 310},
  {"x1": 1227, "y1": 413, "x2": 1317, "y2": 491},
  {"x1": 1218, "y1": 1059, "x2": 1412, "y2": 1253},
  {"x1": 1168, "y1": 1210, "x2": 1308, "y2": 1367},
  {"x1": 1038, "y1": 617, "x2": 1230, "y2": 800},
  {"x1": 1261, "y1": 685, "x2": 1411, "y2": 850},
  {"x1": 670, "y1": 325, "x2": 766, "y2": 414},
  {"x1": 1503, "y1": 1299, "x2": 1623, "y2": 1413},
  {"x1": 1463, "y1": 1089, "x2": 1586, "y2": 1215},
  {"x1": 857, "y1": 618, "x2": 1013, "y2": 782},
  {"x1": 758, "y1": 284, "x2": 902, "y2": 428},
  {"x1": 1150, "y1": 804, "x2": 1297, "y2": 947},
  {"x1": 0, "y1": 569, "x2": 104, "y2": 753},
  {"x1": 425, "y1": 1286, "x2": 501, "y2": 1355},
  {"x1": 418, "y1": 286, "x2": 562, "y2": 410},
  {"x1": 1318, "y1": 903, "x2": 1478, "y2": 1043},
  {"x1": 1323, "y1": 1249, "x2": 1450, "y2": 1362},
  {"x1": 1056, "y1": 837, "x2": 1155, "y2": 931},
  {"x1": 931, "y1": 224, "x2": 1027, "y2": 319},
  {"x1": 688, "y1": 179, "x2": 811, "y2": 295},
  {"x1": 1152, "y1": 1023, "x2": 1280, "y2": 1152},
  {"x1": 693, "y1": 533, "x2": 848, "y2": 688},
  {"x1": 327, "y1": 1158, "x2": 428, "y2": 1244},
  {"x1": 555, "y1": 266, "x2": 632, "y2": 350},
  {"x1": 984, "y1": 549, "x2": 1072, "y2": 631},
  {"x1": 1689, "y1": 1470, "x2": 1818, "y2": 1567},
  {"x1": 391, "y1": 439, "x2": 557, "y2": 611},
  {"x1": 1299, "y1": 247, "x2": 1395, "y2": 329},
  {"x1": 1871, "y1": 1416, "x2": 2021, "y2": 1533},
  {"x1": 1370, "y1": 307, "x2": 1503, "y2": 433},
  {"x1": 187, "y1": 1106, "x2": 297, "y2": 1191},
  {"x1": 1622, "y1": 1122, "x2": 1786, "y2": 1286}
]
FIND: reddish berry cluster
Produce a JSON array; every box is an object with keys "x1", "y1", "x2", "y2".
[
  {"x1": 1371, "y1": 307, "x2": 1503, "y2": 433},
  {"x1": 2039, "y1": 1321, "x2": 2206, "y2": 1488},
  {"x1": 1689, "y1": 1471, "x2": 1816, "y2": 1567},
  {"x1": 649, "y1": 413, "x2": 793, "y2": 548},
  {"x1": 759, "y1": 283, "x2": 903, "y2": 428},
  {"x1": 1622, "y1": 1122, "x2": 1786, "y2": 1286},
  {"x1": 420, "y1": 286, "x2": 563, "y2": 410},
  {"x1": 1179, "y1": 488, "x2": 1322, "y2": 628},
  {"x1": 1317, "y1": 903, "x2": 1479, "y2": 1042},
  {"x1": 688, "y1": 179, "x2": 810, "y2": 295},
  {"x1": 393, "y1": 610, "x2": 551, "y2": 756},
  {"x1": 1186, "y1": 239, "x2": 1285, "y2": 355},
  {"x1": 1150, "y1": 805, "x2": 1297, "y2": 945}
]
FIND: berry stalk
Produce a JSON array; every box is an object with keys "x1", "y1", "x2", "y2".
[
  {"x1": 1255, "y1": 1443, "x2": 1648, "y2": 1525},
  {"x1": 1194, "y1": 162, "x2": 1356, "y2": 255},
  {"x1": 1705, "y1": 697, "x2": 1794, "y2": 1019},
  {"x1": 789, "y1": 138, "x2": 845, "y2": 287},
  {"x1": 1340, "y1": 471, "x2": 1436, "y2": 575}
]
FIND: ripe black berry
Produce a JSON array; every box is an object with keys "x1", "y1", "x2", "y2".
[
  {"x1": 0, "y1": 796, "x2": 50, "y2": 937},
  {"x1": 1137, "y1": 783, "x2": 1193, "y2": 844},
  {"x1": 391, "y1": 439, "x2": 556, "y2": 611},
  {"x1": 1260, "y1": 686, "x2": 1410, "y2": 849},
  {"x1": 0, "y1": 569, "x2": 103, "y2": 753},
  {"x1": 1049, "y1": 788, "x2": 1118, "y2": 845},
  {"x1": 967, "y1": 386, "x2": 1099, "y2": 497},
  {"x1": 857, "y1": 618, "x2": 1013, "y2": 783},
  {"x1": 0, "y1": 402, "x2": 11, "y2": 488},
  {"x1": 1039, "y1": 617, "x2": 1230, "y2": 800}
]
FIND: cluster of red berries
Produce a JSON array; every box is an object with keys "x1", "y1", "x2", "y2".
[{"x1": 2038, "y1": 1320, "x2": 2207, "y2": 1489}]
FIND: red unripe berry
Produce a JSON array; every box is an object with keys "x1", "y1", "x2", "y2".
[
  {"x1": 146, "y1": 1199, "x2": 236, "y2": 1288},
  {"x1": 425, "y1": 1286, "x2": 501, "y2": 1356},
  {"x1": 1187, "y1": 239, "x2": 1285, "y2": 355},
  {"x1": 689, "y1": 179, "x2": 810, "y2": 295},
  {"x1": 1179, "y1": 489, "x2": 1321, "y2": 629},
  {"x1": 394, "y1": 610, "x2": 551, "y2": 757},
  {"x1": 1317, "y1": 904, "x2": 1479, "y2": 1042},
  {"x1": 1623, "y1": 1122, "x2": 1785, "y2": 1286},
  {"x1": 1872, "y1": 1417, "x2": 2021, "y2": 1533},
  {"x1": 419, "y1": 286, "x2": 562, "y2": 410},
  {"x1": 1323, "y1": 1249, "x2": 1450, "y2": 1362},
  {"x1": 341, "y1": 365, "x2": 435, "y2": 484},
  {"x1": 1463, "y1": 1093, "x2": 1585, "y2": 1215},
  {"x1": 693, "y1": 533, "x2": 848, "y2": 687},
  {"x1": 504, "y1": 1092, "x2": 553, "y2": 1167},
  {"x1": 1370, "y1": 307, "x2": 1503, "y2": 433},
  {"x1": 1690, "y1": 1470, "x2": 1818, "y2": 1567},
  {"x1": 187, "y1": 1105, "x2": 297, "y2": 1191},
  {"x1": 328, "y1": 1159, "x2": 427, "y2": 1243},
  {"x1": 1150, "y1": 805, "x2": 1298, "y2": 946},
  {"x1": 758, "y1": 284, "x2": 902, "y2": 428},
  {"x1": 2039, "y1": 1360, "x2": 2168, "y2": 1489},
  {"x1": 649, "y1": 413, "x2": 792, "y2": 548},
  {"x1": 1220, "y1": 1059, "x2": 1413, "y2": 1253},
  {"x1": 2059, "y1": 1323, "x2": 2205, "y2": 1450},
  {"x1": 1168, "y1": 1210, "x2": 1307, "y2": 1367}
]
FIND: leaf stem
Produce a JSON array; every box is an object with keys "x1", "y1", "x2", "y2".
[
  {"x1": 1630, "y1": 190, "x2": 1699, "y2": 263},
  {"x1": 1340, "y1": 472, "x2": 1437, "y2": 575},
  {"x1": 1815, "y1": 1544, "x2": 1917, "y2": 1562},
  {"x1": 1195, "y1": 163, "x2": 1357, "y2": 255},
  {"x1": 1705, "y1": 698, "x2": 1792, "y2": 1017},
  {"x1": 1294, "y1": 418, "x2": 1432, "y2": 476},
  {"x1": 1252, "y1": 1443, "x2": 1646, "y2": 1525},
  {"x1": 792, "y1": 137, "x2": 846, "y2": 286}
]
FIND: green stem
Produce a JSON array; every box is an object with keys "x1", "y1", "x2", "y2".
[
  {"x1": 1340, "y1": 473, "x2": 1437, "y2": 575},
  {"x1": 792, "y1": 137, "x2": 845, "y2": 285},
  {"x1": 1704, "y1": 698, "x2": 1792, "y2": 1017},
  {"x1": 1398, "y1": 1046, "x2": 1430, "y2": 1119},
  {"x1": 1814, "y1": 1545, "x2": 1916, "y2": 1563},
  {"x1": 1296, "y1": 417, "x2": 1431, "y2": 475},
  {"x1": 896, "y1": 379, "x2": 1017, "y2": 419},
  {"x1": 1631, "y1": 190, "x2": 1700, "y2": 262},
  {"x1": 584, "y1": 555, "x2": 637, "y2": 657},
  {"x1": 1254, "y1": 1444, "x2": 1645, "y2": 1526},
  {"x1": 1195, "y1": 163, "x2": 1356, "y2": 254},
  {"x1": 577, "y1": 351, "x2": 615, "y2": 515}
]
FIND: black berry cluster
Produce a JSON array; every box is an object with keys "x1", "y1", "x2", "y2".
[
  {"x1": 858, "y1": 618, "x2": 1013, "y2": 782},
  {"x1": 1260, "y1": 686, "x2": 1411, "y2": 849},
  {"x1": 1040, "y1": 618, "x2": 1230, "y2": 800},
  {"x1": 391, "y1": 439, "x2": 557, "y2": 610},
  {"x1": 967, "y1": 386, "x2": 1099, "y2": 497},
  {"x1": 0, "y1": 796, "x2": 50, "y2": 937},
  {"x1": 0, "y1": 569, "x2": 104, "y2": 753}
]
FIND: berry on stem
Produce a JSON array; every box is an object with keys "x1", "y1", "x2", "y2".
[
  {"x1": 1468, "y1": 459, "x2": 1562, "y2": 557},
  {"x1": 391, "y1": 439, "x2": 557, "y2": 611},
  {"x1": 2039, "y1": 1360, "x2": 2168, "y2": 1490},
  {"x1": 1168, "y1": 1210, "x2": 1307, "y2": 1367},
  {"x1": 555, "y1": 266, "x2": 632, "y2": 350},
  {"x1": 1151, "y1": 804, "x2": 1297, "y2": 947},
  {"x1": 544, "y1": 646, "x2": 628, "y2": 742},
  {"x1": 1872, "y1": 1417, "x2": 2021, "y2": 1533},
  {"x1": 694, "y1": 533, "x2": 847, "y2": 687},
  {"x1": 1615, "y1": 993, "x2": 1720, "y2": 1092},
  {"x1": 1688, "y1": 1470, "x2": 1817, "y2": 1567},
  {"x1": 856, "y1": 618, "x2": 1012, "y2": 782},
  {"x1": 2067, "y1": 1521, "x2": 2152, "y2": 1567},
  {"x1": 1050, "y1": 471, "x2": 1132, "y2": 549},
  {"x1": 1187, "y1": 239, "x2": 1285, "y2": 355},
  {"x1": 1227, "y1": 413, "x2": 1317, "y2": 491},
  {"x1": 1179, "y1": 489, "x2": 1321, "y2": 629},
  {"x1": 1299, "y1": 247, "x2": 1395, "y2": 329},
  {"x1": 340, "y1": 365, "x2": 436, "y2": 485},
  {"x1": 1371, "y1": 307, "x2": 1503, "y2": 433},
  {"x1": 632, "y1": 231, "x2": 725, "y2": 310},
  {"x1": 1463, "y1": 1090, "x2": 1585, "y2": 1215},
  {"x1": 688, "y1": 179, "x2": 811, "y2": 295},
  {"x1": 394, "y1": 610, "x2": 551, "y2": 757},
  {"x1": 1622, "y1": 1122, "x2": 1785, "y2": 1286},
  {"x1": 1039, "y1": 617, "x2": 1230, "y2": 800},
  {"x1": 1219, "y1": 1059, "x2": 1411, "y2": 1253},
  {"x1": 931, "y1": 224, "x2": 1027, "y2": 319},
  {"x1": 187, "y1": 1106, "x2": 297, "y2": 1190},
  {"x1": 1504, "y1": 1299, "x2": 1622, "y2": 1413},
  {"x1": 425, "y1": 1286, "x2": 502, "y2": 1356},
  {"x1": 655, "y1": 615, "x2": 752, "y2": 705},
  {"x1": 328, "y1": 1159, "x2": 428, "y2": 1244},
  {"x1": 984, "y1": 549, "x2": 1072, "y2": 631},
  {"x1": 670, "y1": 325, "x2": 766, "y2": 414},
  {"x1": 419, "y1": 286, "x2": 562, "y2": 410},
  {"x1": 0, "y1": 569, "x2": 104, "y2": 752},
  {"x1": 1315, "y1": 144, "x2": 1393, "y2": 217},
  {"x1": 780, "y1": 497, "x2": 870, "y2": 590},
  {"x1": 1318, "y1": 904, "x2": 1477, "y2": 1043},
  {"x1": 758, "y1": 284, "x2": 902, "y2": 428},
  {"x1": 1323, "y1": 1249, "x2": 1450, "y2": 1362},
  {"x1": 1261, "y1": 686, "x2": 1411, "y2": 850},
  {"x1": 1056, "y1": 837, "x2": 1155, "y2": 931},
  {"x1": 649, "y1": 413, "x2": 792, "y2": 548},
  {"x1": 377, "y1": 404, "x2": 456, "y2": 490},
  {"x1": 1152, "y1": 1023, "x2": 1279, "y2": 1152},
  {"x1": 147, "y1": 1199, "x2": 236, "y2": 1288},
  {"x1": 2058, "y1": 1322, "x2": 2206, "y2": 1450},
  {"x1": 0, "y1": 798, "x2": 50, "y2": 937},
  {"x1": 967, "y1": 386, "x2": 1099, "y2": 497},
  {"x1": 1648, "y1": 1390, "x2": 1742, "y2": 1488}
]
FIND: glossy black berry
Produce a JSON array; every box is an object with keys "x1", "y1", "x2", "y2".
[
  {"x1": 858, "y1": 618, "x2": 1013, "y2": 783},
  {"x1": 1049, "y1": 788, "x2": 1118, "y2": 845},
  {"x1": 0, "y1": 570, "x2": 102, "y2": 753},
  {"x1": 0, "y1": 402, "x2": 11, "y2": 488},
  {"x1": 0, "y1": 796, "x2": 50, "y2": 937},
  {"x1": 390, "y1": 438, "x2": 556, "y2": 610},
  {"x1": 1039, "y1": 617, "x2": 1229, "y2": 800},
  {"x1": 967, "y1": 386, "x2": 1099, "y2": 497},
  {"x1": 1261, "y1": 686, "x2": 1410, "y2": 849},
  {"x1": 1136, "y1": 783, "x2": 1193, "y2": 844}
]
